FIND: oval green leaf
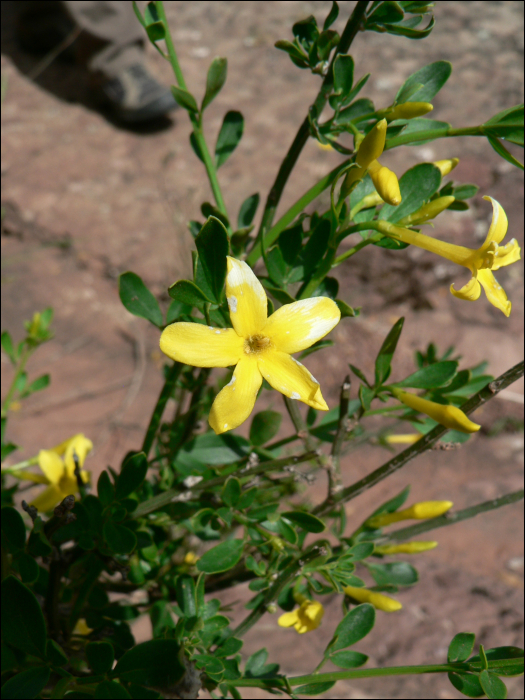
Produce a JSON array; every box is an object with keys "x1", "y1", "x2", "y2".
[
  {"x1": 119, "y1": 272, "x2": 163, "y2": 328},
  {"x1": 197, "y1": 539, "x2": 244, "y2": 574},
  {"x1": 1, "y1": 576, "x2": 47, "y2": 658},
  {"x1": 282, "y1": 511, "x2": 326, "y2": 533}
]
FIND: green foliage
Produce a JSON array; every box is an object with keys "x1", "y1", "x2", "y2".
[{"x1": 1, "y1": 3, "x2": 523, "y2": 699}]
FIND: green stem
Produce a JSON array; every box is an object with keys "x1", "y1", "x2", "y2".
[
  {"x1": 333, "y1": 232, "x2": 383, "y2": 265},
  {"x1": 246, "y1": 1, "x2": 370, "y2": 264},
  {"x1": 313, "y1": 360, "x2": 524, "y2": 517},
  {"x1": 155, "y1": 2, "x2": 228, "y2": 220},
  {"x1": 385, "y1": 125, "x2": 483, "y2": 151},
  {"x1": 231, "y1": 662, "x2": 470, "y2": 689},
  {"x1": 141, "y1": 361, "x2": 181, "y2": 457},
  {"x1": 385, "y1": 489, "x2": 524, "y2": 541},
  {"x1": 328, "y1": 376, "x2": 351, "y2": 497},
  {"x1": 1, "y1": 345, "x2": 32, "y2": 418}
]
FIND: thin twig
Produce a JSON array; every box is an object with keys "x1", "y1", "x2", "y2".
[{"x1": 328, "y1": 375, "x2": 351, "y2": 498}]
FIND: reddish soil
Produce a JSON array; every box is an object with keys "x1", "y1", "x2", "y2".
[{"x1": 1, "y1": 2, "x2": 523, "y2": 698}]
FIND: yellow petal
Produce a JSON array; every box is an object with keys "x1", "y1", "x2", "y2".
[
  {"x1": 226, "y1": 257, "x2": 267, "y2": 338},
  {"x1": 278, "y1": 611, "x2": 299, "y2": 628},
  {"x1": 257, "y1": 349, "x2": 328, "y2": 410},
  {"x1": 37, "y1": 450, "x2": 65, "y2": 485},
  {"x1": 433, "y1": 158, "x2": 459, "y2": 177},
  {"x1": 263, "y1": 297, "x2": 341, "y2": 354},
  {"x1": 490, "y1": 238, "x2": 521, "y2": 270},
  {"x1": 30, "y1": 484, "x2": 64, "y2": 512},
  {"x1": 160, "y1": 323, "x2": 244, "y2": 367},
  {"x1": 482, "y1": 196, "x2": 508, "y2": 245},
  {"x1": 477, "y1": 269, "x2": 511, "y2": 317},
  {"x1": 450, "y1": 274, "x2": 481, "y2": 302},
  {"x1": 10, "y1": 471, "x2": 49, "y2": 484},
  {"x1": 64, "y1": 435, "x2": 93, "y2": 477},
  {"x1": 209, "y1": 356, "x2": 262, "y2": 434}
]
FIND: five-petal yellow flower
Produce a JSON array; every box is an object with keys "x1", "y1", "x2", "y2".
[
  {"x1": 13, "y1": 434, "x2": 92, "y2": 512},
  {"x1": 160, "y1": 257, "x2": 341, "y2": 434},
  {"x1": 278, "y1": 599, "x2": 325, "y2": 634},
  {"x1": 376, "y1": 196, "x2": 521, "y2": 316}
]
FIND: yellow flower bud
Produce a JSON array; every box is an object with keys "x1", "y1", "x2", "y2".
[
  {"x1": 374, "y1": 541, "x2": 438, "y2": 555},
  {"x1": 361, "y1": 191, "x2": 384, "y2": 209},
  {"x1": 388, "y1": 102, "x2": 434, "y2": 121},
  {"x1": 72, "y1": 618, "x2": 93, "y2": 636},
  {"x1": 398, "y1": 196, "x2": 455, "y2": 226},
  {"x1": 343, "y1": 586, "x2": 402, "y2": 612},
  {"x1": 368, "y1": 160, "x2": 402, "y2": 206},
  {"x1": 385, "y1": 434, "x2": 422, "y2": 445},
  {"x1": 391, "y1": 388, "x2": 481, "y2": 434},
  {"x1": 184, "y1": 552, "x2": 199, "y2": 565},
  {"x1": 433, "y1": 158, "x2": 459, "y2": 176},
  {"x1": 367, "y1": 500, "x2": 453, "y2": 528}
]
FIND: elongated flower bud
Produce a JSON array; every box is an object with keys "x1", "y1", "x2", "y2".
[
  {"x1": 398, "y1": 196, "x2": 455, "y2": 226},
  {"x1": 387, "y1": 102, "x2": 433, "y2": 121},
  {"x1": 374, "y1": 541, "x2": 438, "y2": 555},
  {"x1": 391, "y1": 387, "x2": 481, "y2": 433},
  {"x1": 385, "y1": 434, "x2": 422, "y2": 445},
  {"x1": 368, "y1": 160, "x2": 402, "y2": 206},
  {"x1": 343, "y1": 586, "x2": 402, "y2": 612},
  {"x1": 361, "y1": 191, "x2": 384, "y2": 209},
  {"x1": 367, "y1": 500, "x2": 453, "y2": 528},
  {"x1": 356, "y1": 119, "x2": 388, "y2": 168},
  {"x1": 434, "y1": 158, "x2": 459, "y2": 176}
]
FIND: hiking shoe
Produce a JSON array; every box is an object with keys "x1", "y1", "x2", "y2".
[{"x1": 98, "y1": 63, "x2": 179, "y2": 123}]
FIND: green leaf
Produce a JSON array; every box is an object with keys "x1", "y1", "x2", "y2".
[
  {"x1": 168, "y1": 279, "x2": 213, "y2": 310},
  {"x1": 367, "y1": 1, "x2": 405, "y2": 26},
  {"x1": 274, "y1": 40, "x2": 309, "y2": 69},
  {"x1": 95, "y1": 680, "x2": 132, "y2": 698},
  {"x1": 395, "y1": 60, "x2": 452, "y2": 104},
  {"x1": 1, "y1": 506, "x2": 26, "y2": 552},
  {"x1": 215, "y1": 637, "x2": 244, "y2": 658},
  {"x1": 197, "y1": 539, "x2": 244, "y2": 574},
  {"x1": 202, "y1": 57, "x2": 228, "y2": 111},
  {"x1": 323, "y1": 1, "x2": 339, "y2": 30},
  {"x1": 333, "y1": 54, "x2": 354, "y2": 97},
  {"x1": 103, "y1": 522, "x2": 137, "y2": 555},
  {"x1": 46, "y1": 639, "x2": 68, "y2": 666},
  {"x1": 18, "y1": 552, "x2": 39, "y2": 584},
  {"x1": 116, "y1": 452, "x2": 147, "y2": 500},
  {"x1": 302, "y1": 218, "x2": 331, "y2": 279},
  {"x1": 329, "y1": 650, "x2": 369, "y2": 668},
  {"x1": 244, "y1": 648, "x2": 280, "y2": 678},
  {"x1": 336, "y1": 98, "x2": 375, "y2": 125},
  {"x1": 195, "y1": 217, "x2": 229, "y2": 303},
  {"x1": 295, "y1": 681, "x2": 336, "y2": 696},
  {"x1": 119, "y1": 272, "x2": 163, "y2": 327},
  {"x1": 1, "y1": 331, "x2": 16, "y2": 364},
  {"x1": 393, "y1": 361, "x2": 458, "y2": 389},
  {"x1": 114, "y1": 639, "x2": 185, "y2": 687},
  {"x1": 87, "y1": 642, "x2": 115, "y2": 674},
  {"x1": 222, "y1": 477, "x2": 241, "y2": 507},
  {"x1": 166, "y1": 299, "x2": 193, "y2": 325},
  {"x1": 0, "y1": 666, "x2": 50, "y2": 700},
  {"x1": 368, "y1": 562, "x2": 418, "y2": 586},
  {"x1": 182, "y1": 432, "x2": 251, "y2": 465},
  {"x1": 448, "y1": 672, "x2": 485, "y2": 698},
  {"x1": 448, "y1": 633, "x2": 476, "y2": 663},
  {"x1": 1, "y1": 576, "x2": 47, "y2": 658},
  {"x1": 97, "y1": 471, "x2": 114, "y2": 507},
  {"x1": 170, "y1": 86, "x2": 199, "y2": 113},
  {"x1": 453, "y1": 184, "x2": 479, "y2": 200},
  {"x1": 381, "y1": 15, "x2": 435, "y2": 39},
  {"x1": 20, "y1": 373, "x2": 50, "y2": 397},
  {"x1": 189, "y1": 131, "x2": 205, "y2": 163},
  {"x1": 487, "y1": 136, "x2": 524, "y2": 171},
  {"x1": 369, "y1": 485, "x2": 411, "y2": 518},
  {"x1": 375, "y1": 317, "x2": 404, "y2": 386},
  {"x1": 282, "y1": 511, "x2": 326, "y2": 533},
  {"x1": 250, "y1": 411, "x2": 282, "y2": 445},
  {"x1": 328, "y1": 603, "x2": 375, "y2": 652},
  {"x1": 238, "y1": 193, "x2": 260, "y2": 228},
  {"x1": 175, "y1": 574, "x2": 196, "y2": 617},
  {"x1": 379, "y1": 163, "x2": 442, "y2": 223},
  {"x1": 483, "y1": 104, "x2": 524, "y2": 146},
  {"x1": 336, "y1": 299, "x2": 359, "y2": 318},
  {"x1": 388, "y1": 117, "x2": 450, "y2": 146},
  {"x1": 479, "y1": 670, "x2": 508, "y2": 699},
  {"x1": 216, "y1": 111, "x2": 244, "y2": 167}
]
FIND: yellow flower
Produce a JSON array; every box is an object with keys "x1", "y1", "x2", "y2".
[
  {"x1": 14, "y1": 434, "x2": 92, "y2": 513},
  {"x1": 160, "y1": 257, "x2": 340, "y2": 434},
  {"x1": 385, "y1": 433, "x2": 422, "y2": 445},
  {"x1": 72, "y1": 618, "x2": 93, "y2": 636},
  {"x1": 390, "y1": 387, "x2": 480, "y2": 434},
  {"x1": 342, "y1": 119, "x2": 401, "y2": 205},
  {"x1": 343, "y1": 586, "x2": 402, "y2": 612},
  {"x1": 386, "y1": 102, "x2": 433, "y2": 121},
  {"x1": 376, "y1": 196, "x2": 521, "y2": 316},
  {"x1": 278, "y1": 599, "x2": 324, "y2": 634},
  {"x1": 374, "y1": 541, "x2": 438, "y2": 555},
  {"x1": 367, "y1": 500, "x2": 453, "y2": 529}
]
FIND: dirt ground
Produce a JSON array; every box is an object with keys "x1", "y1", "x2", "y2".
[{"x1": 1, "y1": 2, "x2": 524, "y2": 698}]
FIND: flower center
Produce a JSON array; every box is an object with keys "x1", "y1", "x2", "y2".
[{"x1": 244, "y1": 334, "x2": 271, "y2": 354}]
